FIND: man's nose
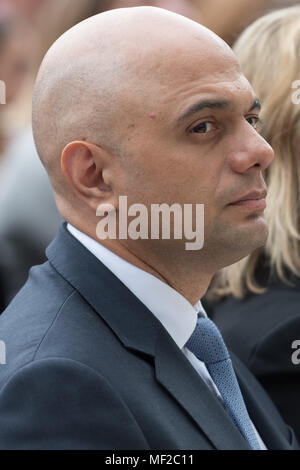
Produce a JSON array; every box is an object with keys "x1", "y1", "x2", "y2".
[{"x1": 228, "y1": 125, "x2": 274, "y2": 174}]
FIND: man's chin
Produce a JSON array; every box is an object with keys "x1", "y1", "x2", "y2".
[
  {"x1": 212, "y1": 216, "x2": 268, "y2": 266},
  {"x1": 239, "y1": 224, "x2": 267, "y2": 253}
]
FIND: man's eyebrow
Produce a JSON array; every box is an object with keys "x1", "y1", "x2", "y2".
[
  {"x1": 176, "y1": 99, "x2": 230, "y2": 124},
  {"x1": 176, "y1": 97, "x2": 262, "y2": 125},
  {"x1": 249, "y1": 98, "x2": 261, "y2": 112}
]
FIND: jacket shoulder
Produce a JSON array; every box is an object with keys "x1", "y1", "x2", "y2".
[
  {"x1": 0, "y1": 261, "x2": 75, "y2": 385},
  {"x1": 0, "y1": 357, "x2": 149, "y2": 449}
]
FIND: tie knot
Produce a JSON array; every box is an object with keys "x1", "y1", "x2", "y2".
[{"x1": 185, "y1": 317, "x2": 230, "y2": 365}]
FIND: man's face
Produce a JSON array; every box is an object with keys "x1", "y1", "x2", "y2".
[{"x1": 109, "y1": 36, "x2": 274, "y2": 268}]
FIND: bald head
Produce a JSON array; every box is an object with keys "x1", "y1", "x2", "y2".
[
  {"x1": 32, "y1": 5, "x2": 274, "y2": 290},
  {"x1": 32, "y1": 6, "x2": 233, "y2": 199}
]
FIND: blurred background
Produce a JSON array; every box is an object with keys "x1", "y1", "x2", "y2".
[{"x1": 0, "y1": 0, "x2": 298, "y2": 310}]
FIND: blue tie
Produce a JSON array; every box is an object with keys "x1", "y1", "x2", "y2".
[{"x1": 185, "y1": 316, "x2": 261, "y2": 450}]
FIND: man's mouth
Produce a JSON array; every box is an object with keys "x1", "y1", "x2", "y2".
[{"x1": 228, "y1": 189, "x2": 267, "y2": 211}]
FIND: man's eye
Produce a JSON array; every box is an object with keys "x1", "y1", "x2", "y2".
[
  {"x1": 191, "y1": 122, "x2": 215, "y2": 134},
  {"x1": 246, "y1": 116, "x2": 263, "y2": 130}
]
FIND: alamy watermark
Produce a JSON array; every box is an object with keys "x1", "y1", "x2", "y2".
[
  {"x1": 96, "y1": 196, "x2": 204, "y2": 251},
  {"x1": 0, "y1": 80, "x2": 6, "y2": 105},
  {"x1": 0, "y1": 340, "x2": 6, "y2": 365},
  {"x1": 291, "y1": 340, "x2": 300, "y2": 365},
  {"x1": 291, "y1": 80, "x2": 300, "y2": 105}
]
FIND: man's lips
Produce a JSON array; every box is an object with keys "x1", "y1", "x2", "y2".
[{"x1": 228, "y1": 189, "x2": 267, "y2": 211}]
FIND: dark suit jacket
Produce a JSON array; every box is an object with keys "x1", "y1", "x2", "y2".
[
  {"x1": 212, "y1": 277, "x2": 300, "y2": 443},
  {"x1": 0, "y1": 223, "x2": 298, "y2": 450}
]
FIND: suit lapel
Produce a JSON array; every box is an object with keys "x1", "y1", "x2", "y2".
[
  {"x1": 231, "y1": 353, "x2": 292, "y2": 450},
  {"x1": 155, "y1": 327, "x2": 250, "y2": 449},
  {"x1": 47, "y1": 223, "x2": 250, "y2": 450}
]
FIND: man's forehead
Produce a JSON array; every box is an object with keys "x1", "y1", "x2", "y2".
[{"x1": 156, "y1": 73, "x2": 257, "y2": 123}]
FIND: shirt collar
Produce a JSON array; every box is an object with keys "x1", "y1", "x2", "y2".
[{"x1": 67, "y1": 223, "x2": 207, "y2": 349}]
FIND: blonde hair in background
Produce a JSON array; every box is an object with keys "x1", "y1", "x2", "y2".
[{"x1": 209, "y1": 5, "x2": 300, "y2": 301}]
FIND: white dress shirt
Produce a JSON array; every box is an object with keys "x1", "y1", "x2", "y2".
[{"x1": 67, "y1": 223, "x2": 266, "y2": 449}]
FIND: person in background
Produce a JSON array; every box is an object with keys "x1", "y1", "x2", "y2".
[
  {"x1": 209, "y1": 5, "x2": 300, "y2": 442},
  {"x1": 192, "y1": 0, "x2": 299, "y2": 45},
  {"x1": 0, "y1": 16, "x2": 38, "y2": 310},
  {"x1": 0, "y1": 0, "x2": 110, "y2": 308},
  {"x1": 0, "y1": 17, "x2": 34, "y2": 156}
]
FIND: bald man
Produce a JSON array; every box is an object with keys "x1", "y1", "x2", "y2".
[{"x1": 0, "y1": 7, "x2": 297, "y2": 450}]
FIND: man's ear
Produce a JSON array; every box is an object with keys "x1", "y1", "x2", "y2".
[{"x1": 61, "y1": 141, "x2": 116, "y2": 211}]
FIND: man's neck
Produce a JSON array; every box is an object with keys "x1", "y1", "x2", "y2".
[{"x1": 89, "y1": 236, "x2": 213, "y2": 305}]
